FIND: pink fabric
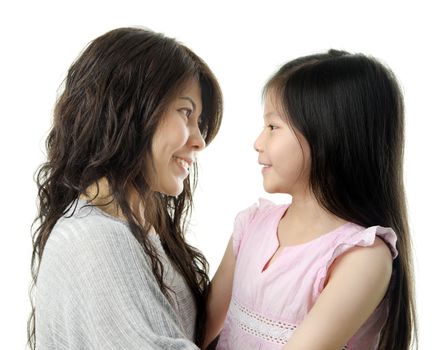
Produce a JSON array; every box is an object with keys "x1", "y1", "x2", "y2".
[{"x1": 216, "y1": 199, "x2": 398, "y2": 350}]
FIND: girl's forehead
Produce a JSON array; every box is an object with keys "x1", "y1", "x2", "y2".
[
  {"x1": 263, "y1": 111, "x2": 282, "y2": 121},
  {"x1": 263, "y1": 93, "x2": 284, "y2": 120},
  {"x1": 264, "y1": 88, "x2": 284, "y2": 107}
]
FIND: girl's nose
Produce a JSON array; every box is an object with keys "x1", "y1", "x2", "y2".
[{"x1": 254, "y1": 130, "x2": 264, "y2": 153}]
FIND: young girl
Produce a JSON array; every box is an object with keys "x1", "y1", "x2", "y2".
[
  {"x1": 204, "y1": 50, "x2": 416, "y2": 350},
  {"x1": 29, "y1": 27, "x2": 222, "y2": 349}
]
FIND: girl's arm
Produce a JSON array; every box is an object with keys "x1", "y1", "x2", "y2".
[
  {"x1": 203, "y1": 236, "x2": 236, "y2": 349},
  {"x1": 283, "y1": 237, "x2": 393, "y2": 350}
]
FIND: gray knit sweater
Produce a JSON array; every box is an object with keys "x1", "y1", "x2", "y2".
[{"x1": 35, "y1": 199, "x2": 200, "y2": 349}]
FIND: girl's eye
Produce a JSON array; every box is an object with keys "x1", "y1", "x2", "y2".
[{"x1": 267, "y1": 124, "x2": 277, "y2": 131}]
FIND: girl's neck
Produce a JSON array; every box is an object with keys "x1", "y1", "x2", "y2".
[{"x1": 278, "y1": 190, "x2": 348, "y2": 246}]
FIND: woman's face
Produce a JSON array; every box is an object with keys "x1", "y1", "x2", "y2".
[{"x1": 151, "y1": 79, "x2": 205, "y2": 196}]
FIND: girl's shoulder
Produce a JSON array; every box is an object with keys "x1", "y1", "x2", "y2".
[
  {"x1": 232, "y1": 198, "x2": 288, "y2": 257},
  {"x1": 331, "y1": 224, "x2": 398, "y2": 259},
  {"x1": 235, "y1": 198, "x2": 287, "y2": 224},
  {"x1": 314, "y1": 224, "x2": 398, "y2": 296}
]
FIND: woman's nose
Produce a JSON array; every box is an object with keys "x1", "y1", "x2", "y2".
[{"x1": 190, "y1": 125, "x2": 206, "y2": 151}]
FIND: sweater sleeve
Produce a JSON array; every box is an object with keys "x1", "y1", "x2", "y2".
[{"x1": 36, "y1": 217, "x2": 199, "y2": 350}]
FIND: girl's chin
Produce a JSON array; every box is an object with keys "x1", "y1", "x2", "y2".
[{"x1": 263, "y1": 182, "x2": 286, "y2": 195}]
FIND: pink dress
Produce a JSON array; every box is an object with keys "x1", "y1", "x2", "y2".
[{"x1": 216, "y1": 199, "x2": 398, "y2": 350}]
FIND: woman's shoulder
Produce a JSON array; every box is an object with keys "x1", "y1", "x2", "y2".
[
  {"x1": 38, "y1": 201, "x2": 161, "y2": 297},
  {"x1": 43, "y1": 200, "x2": 147, "y2": 273},
  {"x1": 36, "y1": 204, "x2": 198, "y2": 349},
  {"x1": 51, "y1": 201, "x2": 131, "y2": 246}
]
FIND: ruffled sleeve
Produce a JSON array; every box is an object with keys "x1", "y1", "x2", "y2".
[
  {"x1": 232, "y1": 199, "x2": 274, "y2": 257},
  {"x1": 314, "y1": 225, "x2": 398, "y2": 297}
]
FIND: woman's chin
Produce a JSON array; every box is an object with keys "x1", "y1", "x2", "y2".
[{"x1": 159, "y1": 181, "x2": 184, "y2": 197}]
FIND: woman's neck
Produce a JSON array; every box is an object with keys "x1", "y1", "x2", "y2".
[{"x1": 80, "y1": 178, "x2": 126, "y2": 221}]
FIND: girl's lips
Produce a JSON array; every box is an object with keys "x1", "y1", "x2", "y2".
[{"x1": 261, "y1": 165, "x2": 272, "y2": 174}]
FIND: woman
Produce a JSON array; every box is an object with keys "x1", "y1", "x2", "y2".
[{"x1": 29, "y1": 27, "x2": 222, "y2": 349}]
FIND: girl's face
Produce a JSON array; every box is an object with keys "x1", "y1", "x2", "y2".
[
  {"x1": 254, "y1": 92, "x2": 311, "y2": 196},
  {"x1": 151, "y1": 79, "x2": 205, "y2": 196}
]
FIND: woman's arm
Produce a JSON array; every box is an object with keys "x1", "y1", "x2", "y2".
[
  {"x1": 36, "y1": 220, "x2": 200, "y2": 350},
  {"x1": 283, "y1": 237, "x2": 393, "y2": 350},
  {"x1": 203, "y1": 236, "x2": 236, "y2": 349}
]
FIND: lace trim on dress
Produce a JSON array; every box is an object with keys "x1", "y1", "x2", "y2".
[{"x1": 230, "y1": 298, "x2": 348, "y2": 349}]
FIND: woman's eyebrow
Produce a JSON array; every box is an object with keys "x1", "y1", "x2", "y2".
[{"x1": 179, "y1": 97, "x2": 196, "y2": 110}]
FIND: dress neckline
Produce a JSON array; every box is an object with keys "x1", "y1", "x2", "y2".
[{"x1": 261, "y1": 204, "x2": 354, "y2": 273}]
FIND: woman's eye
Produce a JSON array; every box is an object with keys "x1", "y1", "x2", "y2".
[
  {"x1": 179, "y1": 108, "x2": 193, "y2": 118},
  {"x1": 267, "y1": 124, "x2": 277, "y2": 131}
]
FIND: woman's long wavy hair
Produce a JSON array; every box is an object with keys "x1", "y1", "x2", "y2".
[
  {"x1": 28, "y1": 27, "x2": 222, "y2": 348},
  {"x1": 264, "y1": 50, "x2": 417, "y2": 349}
]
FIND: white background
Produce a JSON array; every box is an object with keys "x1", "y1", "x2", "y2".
[{"x1": 1, "y1": 0, "x2": 440, "y2": 348}]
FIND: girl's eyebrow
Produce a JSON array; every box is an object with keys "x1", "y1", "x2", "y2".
[
  {"x1": 264, "y1": 111, "x2": 280, "y2": 120},
  {"x1": 179, "y1": 97, "x2": 196, "y2": 110}
]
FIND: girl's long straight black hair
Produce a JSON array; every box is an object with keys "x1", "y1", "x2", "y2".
[
  {"x1": 265, "y1": 50, "x2": 417, "y2": 349},
  {"x1": 28, "y1": 27, "x2": 223, "y2": 349}
]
